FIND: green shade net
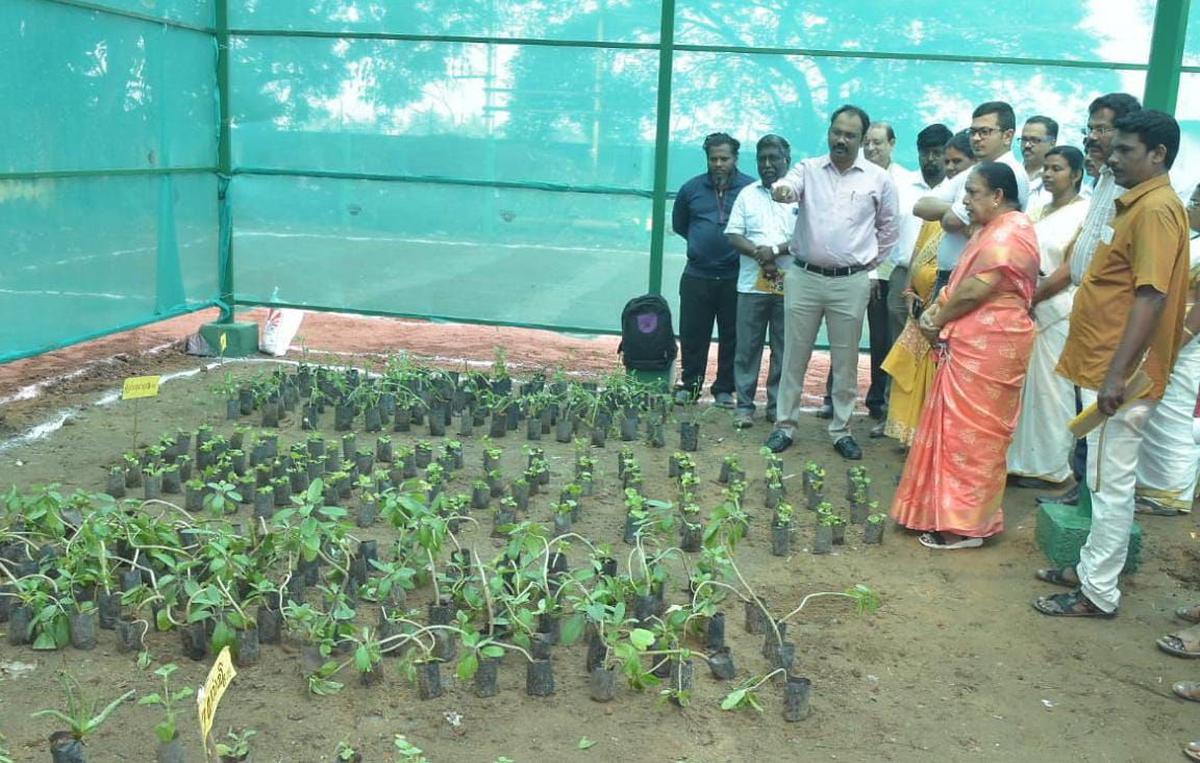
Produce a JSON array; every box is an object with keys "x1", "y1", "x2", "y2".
[
  {"x1": 1, "y1": 0, "x2": 219, "y2": 362},
  {"x1": 5, "y1": 0, "x2": 1199, "y2": 362}
]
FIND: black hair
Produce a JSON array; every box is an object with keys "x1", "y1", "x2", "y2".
[
  {"x1": 972, "y1": 101, "x2": 1016, "y2": 132},
  {"x1": 756, "y1": 134, "x2": 791, "y2": 156},
  {"x1": 703, "y1": 132, "x2": 740, "y2": 155},
  {"x1": 972, "y1": 162, "x2": 1020, "y2": 206},
  {"x1": 916, "y1": 123, "x2": 953, "y2": 149},
  {"x1": 830, "y1": 105, "x2": 871, "y2": 137},
  {"x1": 1088, "y1": 92, "x2": 1142, "y2": 121},
  {"x1": 945, "y1": 129, "x2": 973, "y2": 157},
  {"x1": 1113, "y1": 109, "x2": 1181, "y2": 169},
  {"x1": 1025, "y1": 115, "x2": 1059, "y2": 141},
  {"x1": 1044, "y1": 145, "x2": 1085, "y2": 191},
  {"x1": 870, "y1": 121, "x2": 896, "y2": 142}
]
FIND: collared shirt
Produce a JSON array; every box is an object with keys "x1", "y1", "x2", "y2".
[
  {"x1": 672, "y1": 170, "x2": 756, "y2": 279},
  {"x1": 774, "y1": 154, "x2": 899, "y2": 270},
  {"x1": 932, "y1": 149, "x2": 1030, "y2": 270},
  {"x1": 1069, "y1": 166, "x2": 1123, "y2": 285},
  {"x1": 1056, "y1": 173, "x2": 1190, "y2": 400},
  {"x1": 886, "y1": 163, "x2": 931, "y2": 273},
  {"x1": 725, "y1": 181, "x2": 798, "y2": 294},
  {"x1": 1027, "y1": 172, "x2": 1051, "y2": 218}
]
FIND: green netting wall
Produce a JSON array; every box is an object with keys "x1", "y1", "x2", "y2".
[
  {"x1": 2, "y1": 0, "x2": 220, "y2": 362},
  {"x1": 4, "y1": 0, "x2": 1198, "y2": 362}
]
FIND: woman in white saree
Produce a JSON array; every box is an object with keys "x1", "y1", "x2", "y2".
[{"x1": 1007, "y1": 147, "x2": 1088, "y2": 486}]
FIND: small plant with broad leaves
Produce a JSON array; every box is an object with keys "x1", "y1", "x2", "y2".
[{"x1": 137, "y1": 663, "x2": 194, "y2": 743}]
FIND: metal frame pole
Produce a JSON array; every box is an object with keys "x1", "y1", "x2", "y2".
[
  {"x1": 215, "y1": 0, "x2": 235, "y2": 321},
  {"x1": 646, "y1": 0, "x2": 676, "y2": 295},
  {"x1": 1144, "y1": 0, "x2": 1192, "y2": 112}
]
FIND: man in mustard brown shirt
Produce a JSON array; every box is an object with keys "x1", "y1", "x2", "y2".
[{"x1": 1033, "y1": 110, "x2": 1189, "y2": 618}]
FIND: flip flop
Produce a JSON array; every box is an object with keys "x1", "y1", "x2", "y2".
[
  {"x1": 1177, "y1": 604, "x2": 1200, "y2": 624},
  {"x1": 1035, "y1": 566, "x2": 1080, "y2": 588},
  {"x1": 1032, "y1": 589, "x2": 1117, "y2": 618},
  {"x1": 1173, "y1": 681, "x2": 1200, "y2": 702},
  {"x1": 1157, "y1": 629, "x2": 1200, "y2": 658},
  {"x1": 918, "y1": 532, "x2": 983, "y2": 550},
  {"x1": 1186, "y1": 741, "x2": 1200, "y2": 761},
  {"x1": 1135, "y1": 497, "x2": 1181, "y2": 516}
]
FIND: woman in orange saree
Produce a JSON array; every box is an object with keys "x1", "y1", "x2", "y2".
[{"x1": 890, "y1": 163, "x2": 1041, "y2": 550}]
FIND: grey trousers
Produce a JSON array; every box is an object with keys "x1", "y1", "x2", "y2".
[
  {"x1": 776, "y1": 267, "x2": 871, "y2": 442},
  {"x1": 733, "y1": 292, "x2": 785, "y2": 416}
]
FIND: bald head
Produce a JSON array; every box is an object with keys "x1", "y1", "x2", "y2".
[{"x1": 864, "y1": 122, "x2": 896, "y2": 169}]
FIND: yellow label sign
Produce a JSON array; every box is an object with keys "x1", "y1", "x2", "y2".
[
  {"x1": 121, "y1": 375, "x2": 161, "y2": 400},
  {"x1": 219, "y1": 332, "x2": 228, "y2": 354},
  {"x1": 197, "y1": 646, "x2": 237, "y2": 747}
]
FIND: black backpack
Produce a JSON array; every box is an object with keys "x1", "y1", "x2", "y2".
[{"x1": 618, "y1": 294, "x2": 678, "y2": 371}]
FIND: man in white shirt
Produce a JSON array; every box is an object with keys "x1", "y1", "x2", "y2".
[
  {"x1": 889, "y1": 124, "x2": 952, "y2": 339},
  {"x1": 913, "y1": 101, "x2": 1030, "y2": 296},
  {"x1": 1022, "y1": 116, "x2": 1058, "y2": 215},
  {"x1": 725, "y1": 135, "x2": 797, "y2": 429}
]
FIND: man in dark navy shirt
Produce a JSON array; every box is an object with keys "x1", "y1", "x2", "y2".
[{"x1": 671, "y1": 132, "x2": 754, "y2": 406}]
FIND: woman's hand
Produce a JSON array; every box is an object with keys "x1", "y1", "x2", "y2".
[{"x1": 918, "y1": 306, "x2": 941, "y2": 345}]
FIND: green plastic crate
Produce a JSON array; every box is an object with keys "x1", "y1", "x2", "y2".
[{"x1": 1035, "y1": 485, "x2": 1143, "y2": 574}]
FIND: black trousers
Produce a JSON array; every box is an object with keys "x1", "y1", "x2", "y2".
[
  {"x1": 678, "y1": 273, "x2": 737, "y2": 397},
  {"x1": 822, "y1": 279, "x2": 890, "y2": 415}
]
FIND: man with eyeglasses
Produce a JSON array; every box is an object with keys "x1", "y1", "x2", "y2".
[
  {"x1": 812, "y1": 121, "x2": 933, "y2": 428},
  {"x1": 913, "y1": 101, "x2": 1030, "y2": 297},
  {"x1": 764, "y1": 105, "x2": 899, "y2": 461},
  {"x1": 1031, "y1": 92, "x2": 1142, "y2": 507},
  {"x1": 1021, "y1": 116, "x2": 1059, "y2": 215}
]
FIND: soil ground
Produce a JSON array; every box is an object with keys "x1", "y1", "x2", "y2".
[{"x1": 1, "y1": 313, "x2": 1199, "y2": 763}]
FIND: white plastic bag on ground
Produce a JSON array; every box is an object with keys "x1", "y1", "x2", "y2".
[{"x1": 260, "y1": 308, "x2": 304, "y2": 356}]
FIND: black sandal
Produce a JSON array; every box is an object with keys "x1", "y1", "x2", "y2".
[
  {"x1": 1032, "y1": 589, "x2": 1116, "y2": 618},
  {"x1": 1034, "y1": 566, "x2": 1079, "y2": 588}
]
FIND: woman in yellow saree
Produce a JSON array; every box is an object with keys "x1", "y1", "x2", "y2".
[{"x1": 881, "y1": 132, "x2": 976, "y2": 446}]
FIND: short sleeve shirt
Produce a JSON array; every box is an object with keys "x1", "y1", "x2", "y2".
[
  {"x1": 1056, "y1": 174, "x2": 1191, "y2": 399},
  {"x1": 725, "y1": 181, "x2": 798, "y2": 294}
]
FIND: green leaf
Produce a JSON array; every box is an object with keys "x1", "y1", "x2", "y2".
[
  {"x1": 457, "y1": 652, "x2": 479, "y2": 681},
  {"x1": 354, "y1": 644, "x2": 373, "y2": 673},
  {"x1": 720, "y1": 689, "x2": 746, "y2": 711},
  {"x1": 480, "y1": 645, "x2": 505, "y2": 659},
  {"x1": 629, "y1": 628, "x2": 654, "y2": 651},
  {"x1": 32, "y1": 630, "x2": 59, "y2": 651},
  {"x1": 578, "y1": 737, "x2": 597, "y2": 750},
  {"x1": 559, "y1": 614, "x2": 585, "y2": 647},
  {"x1": 210, "y1": 620, "x2": 235, "y2": 654}
]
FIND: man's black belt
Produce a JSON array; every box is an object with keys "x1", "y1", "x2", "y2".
[{"x1": 793, "y1": 260, "x2": 870, "y2": 278}]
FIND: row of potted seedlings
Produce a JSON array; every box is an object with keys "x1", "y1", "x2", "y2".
[{"x1": 210, "y1": 357, "x2": 715, "y2": 452}]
